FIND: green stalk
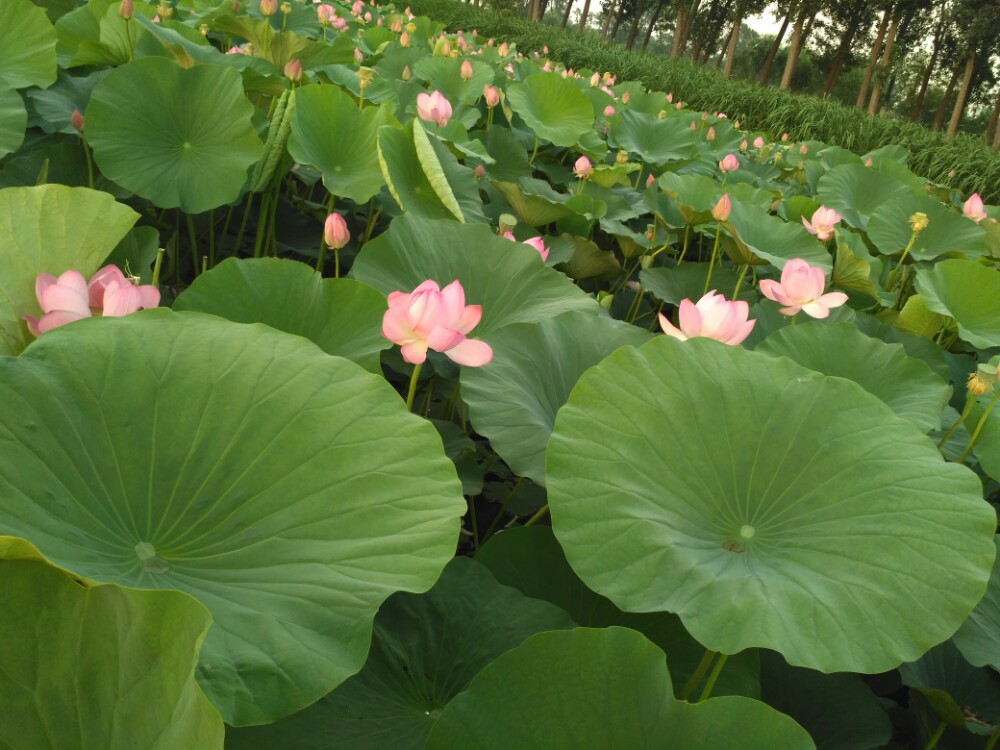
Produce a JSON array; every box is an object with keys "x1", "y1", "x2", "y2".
[
  {"x1": 405, "y1": 362, "x2": 423, "y2": 411},
  {"x1": 185, "y1": 212, "x2": 199, "y2": 275},
  {"x1": 678, "y1": 649, "x2": 716, "y2": 701},
  {"x1": 252, "y1": 190, "x2": 272, "y2": 259},
  {"x1": 480, "y1": 477, "x2": 525, "y2": 544},
  {"x1": 123, "y1": 18, "x2": 133, "y2": 61},
  {"x1": 702, "y1": 220, "x2": 723, "y2": 295},
  {"x1": 698, "y1": 653, "x2": 728, "y2": 702},
  {"x1": 523, "y1": 504, "x2": 549, "y2": 526},
  {"x1": 957, "y1": 388, "x2": 1000, "y2": 463},
  {"x1": 468, "y1": 496, "x2": 480, "y2": 552},
  {"x1": 232, "y1": 192, "x2": 254, "y2": 257},
  {"x1": 886, "y1": 231, "x2": 918, "y2": 292},
  {"x1": 528, "y1": 135, "x2": 540, "y2": 165},
  {"x1": 731, "y1": 263, "x2": 749, "y2": 300},
  {"x1": 938, "y1": 396, "x2": 976, "y2": 449},
  {"x1": 984, "y1": 723, "x2": 1000, "y2": 750},
  {"x1": 922, "y1": 720, "x2": 946, "y2": 750},
  {"x1": 150, "y1": 248, "x2": 166, "y2": 288},
  {"x1": 207, "y1": 208, "x2": 216, "y2": 269}
]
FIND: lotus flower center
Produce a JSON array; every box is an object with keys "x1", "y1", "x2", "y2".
[
  {"x1": 134, "y1": 541, "x2": 170, "y2": 574},
  {"x1": 739, "y1": 525, "x2": 755, "y2": 539}
]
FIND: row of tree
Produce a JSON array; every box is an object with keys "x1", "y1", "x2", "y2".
[{"x1": 506, "y1": 0, "x2": 1000, "y2": 144}]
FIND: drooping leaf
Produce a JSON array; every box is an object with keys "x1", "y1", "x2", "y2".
[
  {"x1": 173, "y1": 258, "x2": 390, "y2": 373},
  {"x1": 85, "y1": 57, "x2": 264, "y2": 213},
  {"x1": 0, "y1": 311, "x2": 464, "y2": 725},
  {"x1": 505, "y1": 72, "x2": 594, "y2": 147},
  {"x1": 0, "y1": 537, "x2": 224, "y2": 749},
  {"x1": 916, "y1": 259, "x2": 1000, "y2": 348},
  {"x1": 956, "y1": 537, "x2": 1000, "y2": 672},
  {"x1": 545, "y1": 336, "x2": 995, "y2": 672},
  {"x1": 867, "y1": 194, "x2": 985, "y2": 261},
  {"x1": 0, "y1": 184, "x2": 138, "y2": 356},
  {"x1": 378, "y1": 120, "x2": 464, "y2": 222},
  {"x1": 227, "y1": 558, "x2": 574, "y2": 750},
  {"x1": 424, "y1": 628, "x2": 815, "y2": 750}
]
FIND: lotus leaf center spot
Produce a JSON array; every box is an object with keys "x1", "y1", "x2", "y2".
[
  {"x1": 335, "y1": 166, "x2": 343, "y2": 172},
  {"x1": 739, "y1": 524, "x2": 755, "y2": 539},
  {"x1": 134, "y1": 541, "x2": 170, "y2": 574},
  {"x1": 182, "y1": 142, "x2": 192, "y2": 150}
]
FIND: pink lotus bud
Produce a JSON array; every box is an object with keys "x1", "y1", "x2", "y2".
[
  {"x1": 689, "y1": 122, "x2": 696, "y2": 131},
  {"x1": 963, "y1": 193, "x2": 988, "y2": 222},
  {"x1": 603, "y1": 105, "x2": 615, "y2": 118},
  {"x1": 733, "y1": 120, "x2": 739, "y2": 128},
  {"x1": 740, "y1": 139, "x2": 748, "y2": 151},
  {"x1": 389, "y1": 18, "x2": 402, "y2": 31},
  {"x1": 460, "y1": 59, "x2": 473, "y2": 80},
  {"x1": 864, "y1": 157, "x2": 873, "y2": 167},
  {"x1": 119, "y1": 0, "x2": 133, "y2": 19},
  {"x1": 706, "y1": 126, "x2": 715, "y2": 142},
  {"x1": 712, "y1": 194, "x2": 731, "y2": 222},
  {"x1": 382, "y1": 279, "x2": 492, "y2": 366},
  {"x1": 645, "y1": 173, "x2": 655, "y2": 188},
  {"x1": 719, "y1": 153, "x2": 739, "y2": 173},
  {"x1": 658, "y1": 290, "x2": 755, "y2": 345},
  {"x1": 801, "y1": 206, "x2": 842, "y2": 241},
  {"x1": 675, "y1": 101, "x2": 682, "y2": 110},
  {"x1": 474, "y1": 164, "x2": 484, "y2": 179},
  {"x1": 401, "y1": 65, "x2": 411, "y2": 80},
  {"x1": 573, "y1": 156, "x2": 591, "y2": 179},
  {"x1": 416, "y1": 90, "x2": 452, "y2": 127},
  {"x1": 799, "y1": 143, "x2": 808, "y2": 155},
  {"x1": 753, "y1": 136, "x2": 764, "y2": 149},
  {"x1": 522, "y1": 236, "x2": 549, "y2": 261},
  {"x1": 351, "y1": 0, "x2": 363, "y2": 13},
  {"x1": 483, "y1": 85, "x2": 499, "y2": 107},
  {"x1": 284, "y1": 58, "x2": 302, "y2": 81},
  {"x1": 498, "y1": 42, "x2": 509, "y2": 56},
  {"x1": 324, "y1": 212, "x2": 350, "y2": 249},
  {"x1": 260, "y1": 0, "x2": 277, "y2": 15},
  {"x1": 590, "y1": 72, "x2": 599, "y2": 87},
  {"x1": 354, "y1": 47, "x2": 363, "y2": 63},
  {"x1": 666, "y1": 92, "x2": 673, "y2": 103},
  {"x1": 542, "y1": 61, "x2": 552, "y2": 72},
  {"x1": 71, "y1": 108, "x2": 84, "y2": 132},
  {"x1": 621, "y1": 91, "x2": 630, "y2": 105},
  {"x1": 400, "y1": 30, "x2": 409, "y2": 46},
  {"x1": 781, "y1": 132, "x2": 789, "y2": 142},
  {"x1": 701, "y1": 112, "x2": 708, "y2": 121},
  {"x1": 364, "y1": 10, "x2": 372, "y2": 21},
  {"x1": 759, "y1": 258, "x2": 847, "y2": 318}
]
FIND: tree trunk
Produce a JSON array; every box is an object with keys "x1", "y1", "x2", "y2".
[
  {"x1": 609, "y1": 0, "x2": 627, "y2": 39},
  {"x1": 641, "y1": 0, "x2": 665, "y2": 50},
  {"x1": 909, "y1": 43, "x2": 939, "y2": 120},
  {"x1": 673, "y1": 0, "x2": 701, "y2": 57},
  {"x1": 778, "y1": 7, "x2": 807, "y2": 91},
  {"x1": 985, "y1": 89, "x2": 1000, "y2": 146},
  {"x1": 947, "y1": 50, "x2": 976, "y2": 138},
  {"x1": 561, "y1": 0, "x2": 575, "y2": 27},
  {"x1": 855, "y1": 7, "x2": 890, "y2": 108},
  {"x1": 821, "y1": 11, "x2": 861, "y2": 97},
  {"x1": 931, "y1": 64, "x2": 961, "y2": 131},
  {"x1": 993, "y1": 117, "x2": 1000, "y2": 150},
  {"x1": 758, "y1": 12, "x2": 790, "y2": 85},
  {"x1": 722, "y1": 16, "x2": 741, "y2": 76},
  {"x1": 670, "y1": 6, "x2": 687, "y2": 56},
  {"x1": 867, "y1": 5, "x2": 902, "y2": 115},
  {"x1": 601, "y1": 0, "x2": 617, "y2": 38},
  {"x1": 578, "y1": 0, "x2": 592, "y2": 29},
  {"x1": 624, "y1": 0, "x2": 647, "y2": 48}
]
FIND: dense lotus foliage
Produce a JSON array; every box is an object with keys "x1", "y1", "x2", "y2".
[{"x1": 2, "y1": 0, "x2": 1000, "y2": 747}]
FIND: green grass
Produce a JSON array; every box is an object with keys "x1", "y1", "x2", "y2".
[{"x1": 411, "y1": 0, "x2": 1000, "y2": 204}]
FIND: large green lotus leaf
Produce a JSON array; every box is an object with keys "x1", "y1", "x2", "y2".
[
  {"x1": 725, "y1": 198, "x2": 833, "y2": 271},
  {"x1": 461, "y1": 312, "x2": 651, "y2": 485},
  {"x1": 173, "y1": 258, "x2": 389, "y2": 373},
  {"x1": 505, "y1": 71, "x2": 594, "y2": 147},
  {"x1": 287, "y1": 84, "x2": 394, "y2": 204},
  {"x1": 0, "y1": 0, "x2": 57, "y2": 89},
  {"x1": 0, "y1": 88, "x2": 26, "y2": 159},
  {"x1": 756, "y1": 322, "x2": 950, "y2": 433},
  {"x1": 655, "y1": 172, "x2": 721, "y2": 226},
  {"x1": 226, "y1": 557, "x2": 574, "y2": 750},
  {"x1": 760, "y1": 651, "x2": 891, "y2": 750},
  {"x1": 411, "y1": 56, "x2": 494, "y2": 107},
  {"x1": 867, "y1": 193, "x2": 986, "y2": 261},
  {"x1": 477, "y1": 526, "x2": 760, "y2": 699},
  {"x1": 0, "y1": 311, "x2": 464, "y2": 726},
  {"x1": 85, "y1": 57, "x2": 263, "y2": 213},
  {"x1": 956, "y1": 537, "x2": 1000, "y2": 671},
  {"x1": 640, "y1": 264, "x2": 756, "y2": 305},
  {"x1": 816, "y1": 164, "x2": 912, "y2": 231},
  {"x1": 545, "y1": 336, "x2": 995, "y2": 672},
  {"x1": 608, "y1": 110, "x2": 698, "y2": 166},
  {"x1": 352, "y1": 214, "x2": 597, "y2": 336},
  {"x1": 916, "y1": 260, "x2": 1000, "y2": 348},
  {"x1": 900, "y1": 640, "x2": 1000, "y2": 734},
  {"x1": 424, "y1": 627, "x2": 815, "y2": 750},
  {"x1": 493, "y1": 179, "x2": 574, "y2": 227},
  {"x1": 378, "y1": 120, "x2": 463, "y2": 222},
  {"x1": 0, "y1": 537, "x2": 223, "y2": 749},
  {"x1": 0, "y1": 184, "x2": 138, "y2": 356}
]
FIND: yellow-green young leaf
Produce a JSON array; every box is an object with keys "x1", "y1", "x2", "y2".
[
  {"x1": 895, "y1": 294, "x2": 946, "y2": 338},
  {"x1": 413, "y1": 119, "x2": 464, "y2": 222},
  {"x1": 832, "y1": 240, "x2": 878, "y2": 298}
]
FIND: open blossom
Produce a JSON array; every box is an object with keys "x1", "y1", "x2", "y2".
[
  {"x1": 658, "y1": 291, "x2": 755, "y2": 345},
  {"x1": 416, "y1": 90, "x2": 452, "y2": 127},
  {"x1": 502, "y1": 231, "x2": 549, "y2": 261},
  {"x1": 573, "y1": 156, "x2": 591, "y2": 179},
  {"x1": 964, "y1": 193, "x2": 988, "y2": 222},
  {"x1": 802, "y1": 206, "x2": 842, "y2": 241},
  {"x1": 718, "y1": 153, "x2": 739, "y2": 173},
  {"x1": 382, "y1": 280, "x2": 493, "y2": 366},
  {"x1": 759, "y1": 258, "x2": 848, "y2": 319},
  {"x1": 24, "y1": 265, "x2": 159, "y2": 337}
]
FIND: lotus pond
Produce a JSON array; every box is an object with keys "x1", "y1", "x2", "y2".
[{"x1": 3, "y1": 0, "x2": 1000, "y2": 747}]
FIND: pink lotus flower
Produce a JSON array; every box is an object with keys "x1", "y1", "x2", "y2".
[
  {"x1": 573, "y1": 156, "x2": 591, "y2": 179},
  {"x1": 719, "y1": 153, "x2": 739, "y2": 173},
  {"x1": 382, "y1": 280, "x2": 493, "y2": 366},
  {"x1": 260, "y1": 0, "x2": 277, "y2": 15},
  {"x1": 753, "y1": 136, "x2": 764, "y2": 149},
  {"x1": 964, "y1": 193, "x2": 988, "y2": 222},
  {"x1": 603, "y1": 105, "x2": 615, "y2": 117},
  {"x1": 324, "y1": 212, "x2": 350, "y2": 248},
  {"x1": 712, "y1": 194, "x2": 731, "y2": 222},
  {"x1": 658, "y1": 290, "x2": 755, "y2": 345},
  {"x1": 483, "y1": 85, "x2": 499, "y2": 107},
  {"x1": 801, "y1": 206, "x2": 842, "y2": 241},
  {"x1": 645, "y1": 173, "x2": 655, "y2": 188},
  {"x1": 706, "y1": 126, "x2": 715, "y2": 142},
  {"x1": 316, "y1": 3, "x2": 335, "y2": 23},
  {"x1": 759, "y1": 258, "x2": 848, "y2": 319},
  {"x1": 460, "y1": 59, "x2": 473, "y2": 80},
  {"x1": 284, "y1": 58, "x2": 302, "y2": 81},
  {"x1": 24, "y1": 265, "x2": 159, "y2": 337},
  {"x1": 416, "y1": 90, "x2": 452, "y2": 127},
  {"x1": 502, "y1": 231, "x2": 548, "y2": 261},
  {"x1": 590, "y1": 72, "x2": 599, "y2": 86}
]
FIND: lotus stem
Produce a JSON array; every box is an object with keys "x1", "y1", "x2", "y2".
[
  {"x1": 984, "y1": 723, "x2": 1000, "y2": 750},
  {"x1": 405, "y1": 362, "x2": 423, "y2": 411},
  {"x1": 123, "y1": 19, "x2": 133, "y2": 61},
  {"x1": 316, "y1": 193, "x2": 335, "y2": 272},
  {"x1": 732, "y1": 264, "x2": 749, "y2": 300},
  {"x1": 677, "y1": 225, "x2": 691, "y2": 265},
  {"x1": 702, "y1": 220, "x2": 724, "y2": 296},
  {"x1": 523, "y1": 504, "x2": 549, "y2": 527},
  {"x1": 957, "y1": 388, "x2": 1000, "y2": 464},
  {"x1": 529, "y1": 135, "x2": 539, "y2": 165},
  {"x1": 480, "y1": 476, "x2": 525, "y2": 544},
  {"x1": 678, "y1": 649, "x2": 717, "y2": 701},
  {"x1": 151, "y1": 248, "x2": 166, "y2": 288},
  {"x1": 468, "y1": 496, "x2": 480, "y2": 552},
  {"x1": 938, "y1": 397, "x2": 976, "y2": 449},
  {"x1": 185, "y1": 212, "x2": 199, "y2": 274},
  {"x1": 922, "y1": 720, "x2": 946, "y2": 750},
  {"x1": 81, "y1": 137, "x2": 95, "y2": 190},
  {"x1": 232, "y1": 192, "x2": 254, "y2": 256},
  {"x1": 207, "y1": 208, "x2": 216, "y2": 269},
  {"x1": 698, "y1": 653, "x2": 728, "y2": 702},
  {"x1": 886, "y1": 231, "x2": 918, "y2": 293}
]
